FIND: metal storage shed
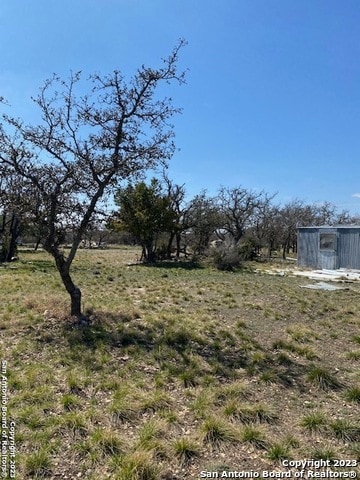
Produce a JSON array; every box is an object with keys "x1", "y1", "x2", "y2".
[{"x1": 297, "y1": 226, "x2": 360, "y2": 270}]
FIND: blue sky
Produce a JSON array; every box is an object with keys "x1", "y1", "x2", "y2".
[{"x1": 1, "y1": 0, "x2": 360, "y2": 212}]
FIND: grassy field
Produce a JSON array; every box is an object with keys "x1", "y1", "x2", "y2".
[{"x1": 1, "y1": 247, "x2": 360, "y2": 479}]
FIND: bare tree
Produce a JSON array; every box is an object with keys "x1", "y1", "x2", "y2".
[
  {"x1": 161, "y1": 172, "x2": 191, "y2": 258},
  {"x1": 277, "y1": 200, "x2": 317, "y2": 259},
  {"x1": 216, "y1": 186, "x2": 275, "y2": 244},
  {"x1": 251, "y1": 204, "x2": 281, "y2": 257},
  {"x1": 0, "y1": 40, "x2": 186, "y2": 319},
  {"x1": 186, "y1": 192, "x2": 221, "y2": 255}
]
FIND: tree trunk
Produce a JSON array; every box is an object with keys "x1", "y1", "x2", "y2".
[
  {"x1": 34, "y1": 238, "x2": 41, "y2": 251},
  {"x1": 70, "y1": 287, "x2": 82, "y2": 317},
  {"x1": 282, "y1": 241, "x2": 288, "y2": 260},
  {"x1": 61, "y1": 270, "x2": 82, "y2": 317},
  {"x1": 143, "y1": 241, "x2": 156, "y2": 263},
  {"x1": 6, "y1": 214, "x2": 20, "y2": 262},
  {"x1": 175, "y1": 232, "x2": 181, "y2": 258},
  {"x1": 52, "y1": 254, "x2": 82, "y2": 317},
  {"x1": 166, "y1": 232, "x2": 175, "y2": 259}
]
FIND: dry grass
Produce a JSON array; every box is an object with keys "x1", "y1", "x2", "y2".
[{"x1": 1, "y1": 247, "x2": 360, "y2": 478}]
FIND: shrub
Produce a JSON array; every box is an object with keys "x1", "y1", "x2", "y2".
[{"x1": 211, "y1": 242, "x2": 243, "y2": 271}]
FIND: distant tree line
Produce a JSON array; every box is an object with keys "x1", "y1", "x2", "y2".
[
  {"x1": 1, "y1": 172, "x2": 358, "y2": 267},
  {"x1": 108, "y1": 176, "x2": 359, "y2": 265}
]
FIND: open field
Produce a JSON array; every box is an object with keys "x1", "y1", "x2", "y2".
[{"x1": 1, "y1": 247, "x2": 360, "y2": 479}]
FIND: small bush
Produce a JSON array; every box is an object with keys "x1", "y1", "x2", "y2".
[{"x1": 211, "y1": 242, "x2": 243, "y2": 271}]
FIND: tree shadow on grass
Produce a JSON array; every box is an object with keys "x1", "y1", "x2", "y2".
[
  {"x1": 140, "y1": 260, "x2": 203, "y2": 270},
  {"x1": 20, "y1": 259, "x2": 56, "y2": 273},
  {"x1": 47, "y1": 311, "x2": 313, "y2": 390}
]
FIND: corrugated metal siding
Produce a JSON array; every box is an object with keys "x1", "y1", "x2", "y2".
[
  {"x1": 338, "y1": 229, "x2": 360, "y2": 269},
  {"x1": 297, "y1": 226, "x2": 360, "y2": 270},
  {"x1": 318, "y1": 228, "x2": 338, "y2": 269},
  {"x1": 297, "y1": 228, "x2": 318, "y2": 267}
]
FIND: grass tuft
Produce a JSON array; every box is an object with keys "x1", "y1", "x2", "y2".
[
  {"x1": 266, "y1": 442, "x2": 291, "y2": 461},
  {"x1": 24, "y1": 449, "x2": 52, "y2": 478},
  {"x1": 310, "y1": 445, "x2": 336, "y2": 461},
  {"x1": 241, "y1": 425, "x2": 267, "y2": 449},
  {"x1": 172, "y1": 437, "x2": 200, "y2": 465},
  {"x1": 200, "y1": 417, "x2": 239, "y2": 447},
  {"x1": 329, "y1": 419, "x2": 360, "y2": 442},
  {"x1": 117, "y1": 450, "x2": 159, "y2": 480},
  {"x1": 345, "y1": 386, "x2": 360, "y2": 403},
  {"x1": 300, "y1": 411, "x2": 326, "y2": 433},
  {"x1": 307, "y1": 365, "x2": 343, "y2": 391}
]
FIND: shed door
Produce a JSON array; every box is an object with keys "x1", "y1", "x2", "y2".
[{"x1": 319, "y1": 233, "x2": 337, "y2": 269}]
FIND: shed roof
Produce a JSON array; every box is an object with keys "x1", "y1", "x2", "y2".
[{"x1": 298, "y1": 225, "x2": 360, "y2": 230}]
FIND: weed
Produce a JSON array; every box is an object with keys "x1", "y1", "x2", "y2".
[
  {"x1": 236, "y1": 320, "x2": 247, "y2": 329},
  {"x1": 276, "y1": 352, "x2": 293, "y2": 365},
  {"x1": 251, "y1": 351, "x2": 267, "y2": 364},
  {"x1": 138, "y1": 390, "x2": 172, "y2": 413},
  {"x1": 17, "y1": 406, "x2": 47, "y2": 430},
  {"x1": 227, "y1": 403, "x2": 277, "y2": 424},
  {"x1": 110, "y1": 398, "x2": 138, "y2": 424},
  {"x1": 284, "y1": 435, "x2": 300, "y2": 448},
  {"x1": 215, "y1": 381, "x2": 248, "y2": 404},
  {"x1": 163, "y1": 327, "x2": 193, "y2": 350},
  {"x1": 179, "y1": 369, "x2": 199, "y2": 388},
  {"x1": 349, "y1": 443, "x2": 360, "y2": 461},
  {"x1": 137, "y1": 419, "x2": 166, "y2": 448},
  {"x1": 259, "y1": 369, "x2": 278, "y2": 384},
  {"x1": 286, "y1": 324, "x2": 316, "y2": 343},
  {"x1": 272, "y1": 339, "x2": 317, "y2": 360},
  {"x1": 190, "y1": 389, "x2": 214, "y2": 418},
  {"x1": 60, "y1": 412, "x2": 88, "y2": 437}
]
